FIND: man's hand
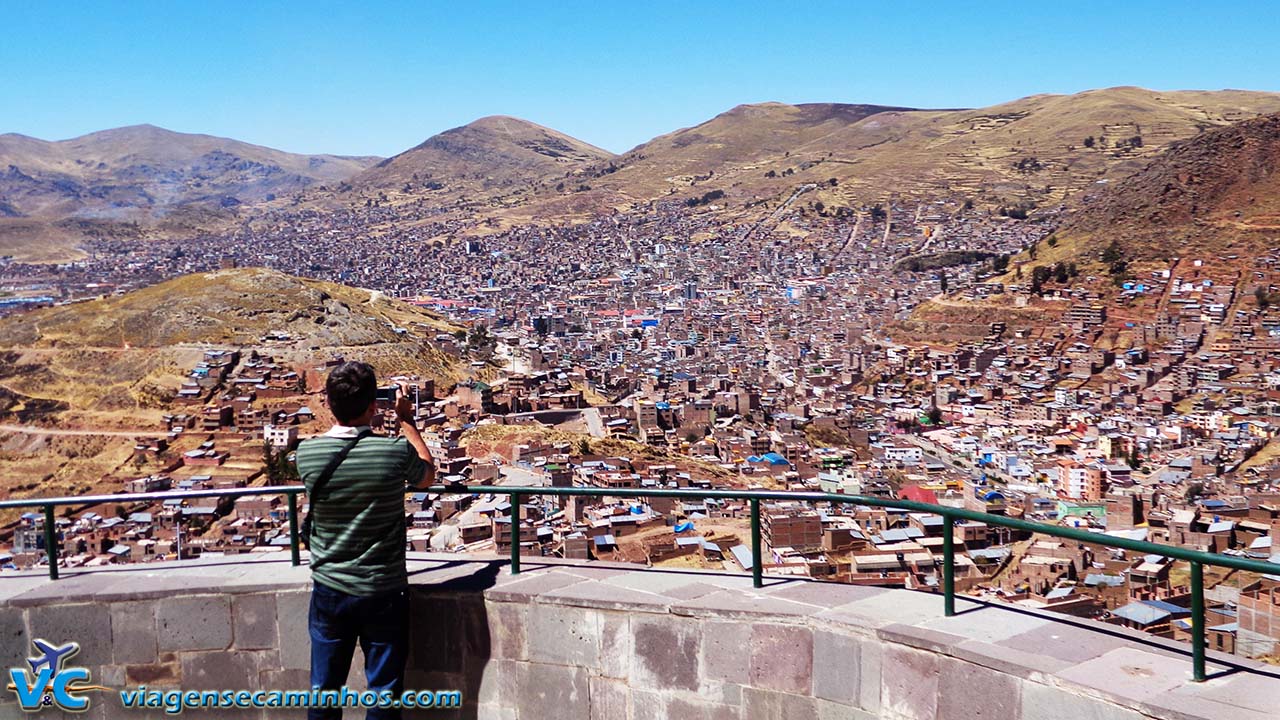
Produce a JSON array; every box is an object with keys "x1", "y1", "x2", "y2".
[{"x1": 395, "y1": 394, "x2": 416, "y2": 425}]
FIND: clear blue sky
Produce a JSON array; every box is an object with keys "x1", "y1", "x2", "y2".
[{"x1": 4, "y1": 1, "x2": 1277, "y2": 157}]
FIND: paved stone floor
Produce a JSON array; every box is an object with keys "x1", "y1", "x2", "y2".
[{"x1": 3, "y1": 551, "x2": 1278, "y2": 719}]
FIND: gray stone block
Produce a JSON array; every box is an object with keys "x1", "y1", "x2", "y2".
[
  {"x1": 858, "y1": 633, "x2": 882, "y2": 714},
  {"x1": 588, "y1": 675, "x2": 630, "y2": 720},
  {"x1": 631, "y1": 688, "x2": 738, "y2": 720},
  {"x1": 950, "y1": 638, "x2": 1071, "y2": 679},
  {"x1": 157, "y1": 595, "x2": 232, "y2": 652},
  {"x1": 486, "y1": 600, "x2": 529, "y2": 661},
  {"x1": 743, "y1": 687, "x2": 819, "y2": 720},
  {"x1": 475, "y1": 704, "x2": 517, "y2": 720},
  {"x1": 937, "y1": 656, "x2": 1020, "y2": 720},
  {"x1": 233, "y1": 593, "x2": 278, "y2": 650},
  {"x1": 1141, "y1": 692, "x2": 1275, "y2": 720},
  {"x1": 409, "y1": 595, "x2": 464, "y2": 674},
  {"x1": 0, "y1": 606, "x2": 29, "y2": 672},
  {"x1": 673, "y1": 590, "x2": 817, "y2": 621},
  {"x1": 1054, "y1": 648, "x2": 1196, "y2": 705},
  {"x1": 455, "y1": 595, "x2": 492, "y2": 674},
  {"x1": 110, "y1": 600, "x2": 157, "y2": 665},
  {"x1": 100, "y1": 664, "x2": 126, "y2": 687},
  {"x1": 1164, "y1": 671, "x2": 1280, "y2": 717},
  {"x1": 877, "y1": 622, "x2": 966, "y2": 654},
  {"x1": 486, "y1": 569, "x2": 588, "y2": 602},
  {"x1": 765, "y1": 580, "x2": 887, "y2": 608},
  {"x1": 835, "y1": 589, "x2": 979, "y2": 628},
  {"x1": 27, "y1": 602, "x2": 112, "y2": 667},
  {"x1": 259, "y1": 668, "x2": 310, "y2": 691},
  {"x1": 814, "y1": 698, "x2": 879, "y2": 720},
  {"x1": 542, "y1": 579, "x2": 672, "y2": 612},
  {"x1": 632, "y1": 613, "x2": 701, "y2": 692},
  {"x1": 124, "y1": 654, "x2": 181, "y2": 685},
  {"x1": 275, "y1": 590, "x2": 311, "y2": 670},
  {"x1": 180, "y1": 649, "x2": 267, "y2": 690},
  {"x1": 922, "y1": 606, "x2": 1053, "y2": 644},
  {"x1": 881, "y1": 645, "x2": 939, "y2": 720},
  {"x1": 599, "y1": 611, "x2": 631, "y2": 680},
  {"x1": 997, "y1": 622, "x2": 1129, "y2": 666},
  {"x1": 813, "y1": 629, "x2": 861, "y2": 705},
  {"x1": 702, "y1": 619, "x2": 752, "y2": 684},
  {"x1": 699, "y1": 679, "x2": 743, "y2": 707},
  {"x1": 526, "y1": 602, "x2": 600, "y2": 669},
  {"x1": 476, "y1": 658, "x2": 519, "y2": 708},
  {"x1": 750, "y1": 623, "x2": 812, "y2": 695},
  {"x1": 1020, "y1": 682, "x2": 1147, "y2": 720},
  {"x1": 515, "y1": 661, "x2": 589, "y2": 720}
]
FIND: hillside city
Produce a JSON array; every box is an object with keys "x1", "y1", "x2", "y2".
[{"x1": 4, "y1": 172, "x2": 1280, "y2": 668}]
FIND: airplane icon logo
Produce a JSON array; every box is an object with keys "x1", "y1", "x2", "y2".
[
  {"x1": 7, "y1": 639, "x2": 106, "y2": 712},
  {"x1": 27, "y1": 640, "x2": 79, "y2": 675}
]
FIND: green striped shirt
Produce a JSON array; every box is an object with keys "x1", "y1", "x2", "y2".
[{"x1": 297, "y1": 432, "x2": 426, "y2": 596}]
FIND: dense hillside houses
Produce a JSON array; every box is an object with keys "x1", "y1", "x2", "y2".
[{"x1": 6, "y1": 132, "x2": 1280, "y2": 666}]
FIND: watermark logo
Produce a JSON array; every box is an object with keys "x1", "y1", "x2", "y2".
[{"x1": 7, "y1": 639, "x2": 106, "y2": 712}]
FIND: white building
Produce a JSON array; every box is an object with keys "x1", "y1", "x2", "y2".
[{"x1": 264, "y1": 424, "x2": 298, "y2": 450}]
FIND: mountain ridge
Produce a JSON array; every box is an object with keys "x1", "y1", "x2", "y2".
[
  {"x1": 8, "y1": 86, "x2": 1280, "y2": 261},
  {"x1": 1058, "y1": 110, "x2": 1280, "y2": 262}
]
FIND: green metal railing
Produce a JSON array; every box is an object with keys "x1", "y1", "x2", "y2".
[{"x1": 4, "y1": 483, "x2": 1277, "y2": 682}]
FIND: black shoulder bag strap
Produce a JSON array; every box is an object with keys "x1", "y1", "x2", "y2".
[{"x1": 301, "y1": 430, "x2": 372, "y2": 549}]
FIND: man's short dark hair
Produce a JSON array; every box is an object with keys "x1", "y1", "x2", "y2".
[{"x1": 326, "y1": 362, "x2": 377, "y2": 424}]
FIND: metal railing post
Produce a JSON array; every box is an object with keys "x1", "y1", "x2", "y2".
[
  {"x1": 287, "y1": 490, "x2": 301, "y2": 567},
  {"x1": 750, "y1": 498, "x2": 763, "y2": 588},
  {"x1": 509, "y1": 493, "x2": 522, "y2": 575},
  {"x1": 43, "y1": 504, "x2": 59, "y2": 581},
  {"x1": 942, "y1": 514, "x2": 955, "y2": 616},
  {"x1": 1191, "y1": 561, "x2": 1206, "y2": 682}
]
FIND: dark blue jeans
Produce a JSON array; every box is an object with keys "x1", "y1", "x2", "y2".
[{"x1": 309, "y1": 581, "x2": 410, "y2": 720}]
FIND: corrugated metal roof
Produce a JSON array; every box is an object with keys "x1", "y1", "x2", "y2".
[{"x1": 1112, "y1": 602, "x2": 1171, "y2": 625}]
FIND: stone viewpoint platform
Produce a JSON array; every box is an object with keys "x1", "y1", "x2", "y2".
[{"x1": 1, "y1": 553, "x2": 1277, "y2": 719}]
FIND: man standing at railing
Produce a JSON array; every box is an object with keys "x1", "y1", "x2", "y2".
[{"x1": 296, "y1": 361, "x2": 436, "y2": 719}]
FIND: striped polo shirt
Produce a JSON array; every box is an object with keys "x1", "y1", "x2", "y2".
[{"x1": 297, "y1": 426, "x2": 427, "y2": 597}]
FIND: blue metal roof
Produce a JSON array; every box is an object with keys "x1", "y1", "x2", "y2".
[{"x1": 1112, "y1": 602, "x2": 1172, "y2": 625}]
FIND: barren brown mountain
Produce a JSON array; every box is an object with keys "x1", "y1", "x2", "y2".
[
  {"x1": 321, "y1": 87, "x2": 1280, "y2": 226},
  {"x1": 0, "y1": 125, "x2": 378, "y2": 259},
  {"x1": 9, "y1": 87, "x2": 1280, "y2": 261},
  {"x1": 343, "y1": 115, "x2": 613, "y2": 205},
  {"x1": 577, "y1": 87, "x2": 1280, "y2": 211},
  {"x1": 1057, "y1": 111, "x2": 1280, "y2": 262}
]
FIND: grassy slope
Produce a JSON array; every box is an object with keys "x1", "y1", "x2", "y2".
[{"x1": 0, "y1": 268, "x2": 464, "y2": 417}]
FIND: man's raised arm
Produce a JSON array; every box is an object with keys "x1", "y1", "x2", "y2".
[{"x1": 395, "y1": 393, "x2": 436, "y2": 489}]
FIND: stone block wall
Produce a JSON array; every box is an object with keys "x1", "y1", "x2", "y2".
[{"x1": 1, "y1": 554, "x2": 1277, "y2": 719}]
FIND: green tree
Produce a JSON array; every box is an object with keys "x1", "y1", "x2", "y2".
[
  {"x1": 1101, "y1": 241, "x2": 1123, "y2": 265},
  {"x1": 263, "y1": 443, "x2": 299, "y2": 486},
  {"x1": 939, "y1": 270, "x2": 949, "y2": 294},
  {"x1": 1029, "y1": 266, "x2": 1052, "y2": 295},
  {"x1": 1255, "y1": 286, "x2": 1271, "y2": 309},
  {"x1": 1053, "y1": 262, "x2": 1069, "y2": 284}
]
